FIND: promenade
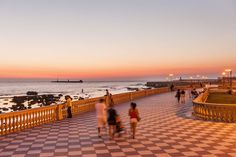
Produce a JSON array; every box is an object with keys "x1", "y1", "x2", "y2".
[{"x1": 1, "y1": 92, "x2": 236, "y2": 157}]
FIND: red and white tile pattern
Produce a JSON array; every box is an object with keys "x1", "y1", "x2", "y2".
[{"x1": 1, "y1": 92, "x2": 236, "y2": 157}]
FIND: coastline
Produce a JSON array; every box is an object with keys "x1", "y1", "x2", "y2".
[{"x1": 0, "y1": 81, "x2": 148, "y2": 114}]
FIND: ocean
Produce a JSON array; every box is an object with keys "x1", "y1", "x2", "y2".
[{"x1": 0, "y1": 80, "x2": 147, "y2": 113}]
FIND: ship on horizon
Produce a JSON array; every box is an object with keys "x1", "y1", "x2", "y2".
[{"x1": 51, "y1": 79, "x2": 83, "y2": 83}]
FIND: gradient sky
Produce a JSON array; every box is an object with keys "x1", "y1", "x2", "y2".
[{"x1": 0, "y1": 0, "x2": 236, "y2": 80}]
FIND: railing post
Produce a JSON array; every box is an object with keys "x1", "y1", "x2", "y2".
[{"x1": 57, "y1": 104, "x2": 64, "y2": 120}]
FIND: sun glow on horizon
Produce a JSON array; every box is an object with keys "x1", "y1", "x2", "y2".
[{"x1": 0, "y1": 65, "x2": 234, "y2": 80}]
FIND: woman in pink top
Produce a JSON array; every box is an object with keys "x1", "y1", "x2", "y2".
[{"x1": 128, "y1": 102, "x2": 140, "y2": 139}]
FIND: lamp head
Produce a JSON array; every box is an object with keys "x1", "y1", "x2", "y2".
[{"x1": 225, "y1": 69, "x2": 232, "y2": 72}]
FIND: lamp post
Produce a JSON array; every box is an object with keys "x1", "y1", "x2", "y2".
[
  {"x1": 169, "y1": 74, "x2": 174, "y2": 82},
  {"x1": 222, "y1": 72, "x2": 226, "y2": 87},
  {"x1": 225, "y1": 69, "x2": 232, "y2": 91}
]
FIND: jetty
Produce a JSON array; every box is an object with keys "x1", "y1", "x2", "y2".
[{"x1": 146, "y1": 78, "x2": 219, "y2": 88}]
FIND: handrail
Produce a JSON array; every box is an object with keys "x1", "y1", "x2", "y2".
[
  {"x1": 0, "y1": 105, "x2": 58, "y2": 135},
  {"x1": 0, "y1": 84, "x2": 198, "y2": 135},
  {"x1": 192, "y1": 89, "x2": 236, "y2": 122}
]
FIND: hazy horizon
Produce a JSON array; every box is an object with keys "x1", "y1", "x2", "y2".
[
  {"x1": 0, "y1": 0, "x2": 235, "y2": 79},
  {"x1": 0, "y1": 73, "x2": 220, "y2": 83}
]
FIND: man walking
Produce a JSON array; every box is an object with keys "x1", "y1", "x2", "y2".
[
  {"x1": 175, "y1": 89, "x2": 181, "y2": 103},
  {"x1": 95, "y1": 98, "x2": 107, "y2": 137}
]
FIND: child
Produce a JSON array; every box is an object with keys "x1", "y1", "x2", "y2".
[{"x1": 116, "y1": 114, "x2": 126, "y2": 137}]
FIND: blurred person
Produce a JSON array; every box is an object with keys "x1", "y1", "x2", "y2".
[
  {"x1": 65, "y1": 95, "x2": 73, "y2": 118},
  {"x1": 95, "y1": 98, "x2": 107, "y2": 138},
  {"x1": 180, "y1": 90, "x2": 186, "y2": 103},
  {"x1": 128, "y1": 102, "x2": 140, "y2": 139},
  {"x1": 107, "y1": 104, "x2": 117, "y2": 140},
  {"x1": 175, "y1": 89, "x2": 181, "y2": 103}
]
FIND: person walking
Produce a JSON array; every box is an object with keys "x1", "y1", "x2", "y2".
[
  {"x1": 104, "y1": 89, "x2": 115, "y2": 107},
  {"x1": 109, "y1": 93, "x2": 115, "y2": 106},
  {"x1": 128, "y1": 102, "x2": 140, "y2": 139},
  {"x1": 180, "y1": 90, "x2": 186, "y2": 103},
  {"x1": 65, "y1": 95, "x2": 73, "y2": 118},
  {"x1": 170, "y1": 84, "x2": 175, "y2": 91},
  {"x1": 107, "y1": 104, "x2": 117, "y2": 140},
  {"x1": 175, "y1": 89, "x2": 181, "y2": 103},
  {"x1": 95, "y1": 98, "x2": 107, "y2": 138},
  {"x1": 191, "y1": 88, "x2": 199, "y2": 98}
]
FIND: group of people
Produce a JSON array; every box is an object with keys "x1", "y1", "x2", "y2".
[
  {"x1": 95, "y1": 91, "x2": 140, "y2": 139},
  {"x1": 64, "y1": 90, "x2": 141, "y2": 140},
  {"x1": 175, "y1": 89, "x2": 186, "y2": 103},
  {"x1": 175, "y1": 88, "x2": 200, "y2": 103},
  {"x1": 190, "y1": 88, "x2": 199, "y2": 98}
]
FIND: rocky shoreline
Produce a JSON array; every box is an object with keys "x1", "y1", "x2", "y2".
[{"x1": 0, "y1": 88, "x2": 147, "y2": 114}]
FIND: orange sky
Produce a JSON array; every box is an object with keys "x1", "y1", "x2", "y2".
[
  {"x1": 0, "y1": 1, "x2": 236, "y2": 80},
  {"x1": 0, "y1": 64, "x2": 234, "y2": 79}
]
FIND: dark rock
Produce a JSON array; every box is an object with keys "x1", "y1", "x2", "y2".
[
  {"x1": 39, "y1": 94, "x2": 55, "y2": 106},
  {"x1": 11, "y1": 104, "x2": 26, "y2": 111},
  {"x1": 127, "y1": 87, "x2": 139, "y2": 91},
  {"x1": 2, "y1": 108, "x2": 9, "y2": 111},
  {"x1": 54, "y1": 96, "x2": 60, "y2": 101},
  {"x1": 12, "y1": 96, "x2": 27, "y2": 106},
  {"x1": 26, "y1": 91, "x2": 38, "y2": 96},
  {"x1": 79, "y1": 97, "x2": 84, "y2": 100}
]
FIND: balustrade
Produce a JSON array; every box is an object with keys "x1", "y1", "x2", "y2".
[
  {"x1": 193, "y1": 90, "x2": 236, "y2": 122},
  {"x1": 1, "y1": 85, "x2": 195, "y2": 135}
]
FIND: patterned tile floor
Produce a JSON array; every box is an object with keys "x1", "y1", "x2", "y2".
[{"x1": 1, "y1": 92, "x2": 236, "y2": 157}]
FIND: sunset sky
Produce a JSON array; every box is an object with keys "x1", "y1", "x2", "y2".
[{"x1": 0, "y1": 0, "x2": 236, "y2": 80}]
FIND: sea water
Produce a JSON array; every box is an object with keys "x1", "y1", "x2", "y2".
[{"x1": 0, "y1": 80, "x2": 147, "y2": 113}]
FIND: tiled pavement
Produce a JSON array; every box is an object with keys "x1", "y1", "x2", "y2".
[{"x1": 1, "y1": 92, "x2": 236, "y2": 157}]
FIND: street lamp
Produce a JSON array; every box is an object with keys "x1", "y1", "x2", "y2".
[
  {"x1": 222, "y1": 72, "x2": 226, "y2": 87},
  {"x1": 225, "y1": 69, "x2": 232, "y2": 91},
  {"x1": 169, "y1": 74, "x2": 174, "y2": 81}
]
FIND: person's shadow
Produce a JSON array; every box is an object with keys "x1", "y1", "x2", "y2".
[{"x1": 175, "y1": 96, "x2": 196, "y2": 120}]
